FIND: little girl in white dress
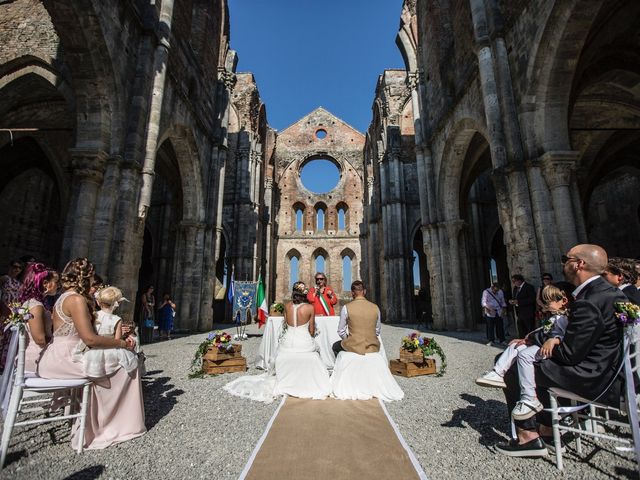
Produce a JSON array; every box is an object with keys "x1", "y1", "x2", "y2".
[{"x1": 77, "y1": 286, "x2": 138, "y2": 378}]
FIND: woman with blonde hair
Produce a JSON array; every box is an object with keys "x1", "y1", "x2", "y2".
[{"x1": 37, "y1": 258, "x2": 146, "y2": 450}]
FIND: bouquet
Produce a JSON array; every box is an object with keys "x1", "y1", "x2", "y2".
[
  {"x1": 190, "y1": 330, "x2": 234, "y2": 377},
  {"x1": 401, "y1": 331, "x2": 447, "y2": 377},
  {"x1": 270, "y1": 302, "x2": 284, "y2": 314},
  {"x1": 614, "y1": 302, "x2": 640, "y2": 326},
  {"x1": 4, "y1": 302, "x2": 33, "y2": 330}
]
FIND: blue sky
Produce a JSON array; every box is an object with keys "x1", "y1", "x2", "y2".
[{"x1": 228, "y1": 0, "x2": 405, "y2": 134}]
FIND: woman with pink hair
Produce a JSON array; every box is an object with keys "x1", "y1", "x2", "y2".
[{"x1": 18, "y1": 263, "x2": 59, "y2": 371}]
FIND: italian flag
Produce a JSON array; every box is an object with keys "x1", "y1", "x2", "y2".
[{"x1": 256, "y1": 273, "x2": 268, "y2": 328}]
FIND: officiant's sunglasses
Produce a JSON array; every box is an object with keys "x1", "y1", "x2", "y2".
[{"x1": 315, "y1": 277, "x2": 326, "y2": 282}]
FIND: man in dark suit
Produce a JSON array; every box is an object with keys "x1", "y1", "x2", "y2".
[
  {"x1": 497, "y1": 244, "x2": 626, "y2": 457},
  {"x1": 509, "y1": 274, "x2": 536, "y2": 337}
]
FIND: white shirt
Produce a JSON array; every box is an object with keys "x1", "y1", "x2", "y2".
[
  {"x1": 481, "y1": 288, "x2": 506, "y2": 317},
  {"x1": 572, "y1": 275, "x2": 600, "y2": 299},
  {"x1": 337, "y1": 303, "x2": 381, "y2": 339}
]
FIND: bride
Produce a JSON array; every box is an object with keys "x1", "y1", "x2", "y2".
[{"x1": 224, "y1": 281, "x2": 331, "y2": 402}]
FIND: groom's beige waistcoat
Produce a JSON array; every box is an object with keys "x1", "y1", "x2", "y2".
[{"x1": 341, "y1": 297, "x2": 380, "y2": 355}]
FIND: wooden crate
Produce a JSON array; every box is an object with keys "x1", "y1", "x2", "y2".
[
  {"x1": 202, "y1": 343, "x2": 243, "y2": 361},
  {"x1": 203, "y1": 356, "x2": 247, "y2": 375},
  {"x1": 389, "y1": 358, "x2": 436, "y2": 377},
  {"x1": 399, "y1": 348, "x2": 424, "y2": 364}
]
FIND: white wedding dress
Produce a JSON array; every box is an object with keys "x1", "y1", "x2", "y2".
[{"x1": 224, "y1": 304, "x2": 331, "y2": 403}]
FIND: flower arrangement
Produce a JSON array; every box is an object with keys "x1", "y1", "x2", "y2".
[
  {"x1": 401, "y1": 331, "x2": 447, "y2": 377},
  {"x1": 189, "y1": 330, "x2": 235, "y2": 378},
  {"x1": 615, "y1": 302, "x2": 640, "y2": 326},
  {"x1": 4, "y1": 302, "x2": 33, "y2": 330},
  {"x1": 270, "y1": 302, "x2": 284, "y2": 314}
]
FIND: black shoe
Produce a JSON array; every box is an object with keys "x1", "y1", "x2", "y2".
[
  {"x1": 495, "y1": 437, "x2": 548, "y2": 457},
  {"x1": 540, "y1": 435, "x2": 566, "y2": 453}
]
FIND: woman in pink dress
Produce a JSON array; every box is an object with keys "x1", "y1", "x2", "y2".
[
  {"x1": 18, "y1": 263, "x2": 59, "y2": 372},
  {"x1": 38, "y1": 258, "x2": 146, "y2": 450}
]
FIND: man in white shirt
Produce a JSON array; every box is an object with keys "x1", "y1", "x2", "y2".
[{"x1": 481, "y1": 282, "x2": 507, "y2": 346}]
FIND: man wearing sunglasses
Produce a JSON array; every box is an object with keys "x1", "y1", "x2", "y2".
[
  {"x1": 307, "y1": 272, "x2": 337, "y2": 316},
  {"x1": 497, "y1": 244, "x2": 626, "y2": 457}
]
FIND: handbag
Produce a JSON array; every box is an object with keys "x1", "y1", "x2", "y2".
[{"x1": 144, "y1": 317, "x2": 154, "y2": 329}]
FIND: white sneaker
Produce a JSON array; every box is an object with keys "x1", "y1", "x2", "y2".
[
  {"x1": 512, "y1": 399, "x2": 544, "y2": 420},
  {"x1": 475, "y1": 370, "x2": 506, "y2": 388}
]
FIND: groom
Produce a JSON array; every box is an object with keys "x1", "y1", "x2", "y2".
[{"x1": 332, "y1": 280, "x2": 381, "y2": 356}]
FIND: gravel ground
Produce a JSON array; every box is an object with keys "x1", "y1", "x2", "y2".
[{"x1": 2, "y1": 323, "x2": 636, "y2": 479}]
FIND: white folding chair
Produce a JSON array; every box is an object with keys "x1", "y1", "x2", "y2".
[
  {"x1": 547, "y1": 324, "x2": 640, "y2": 472},
  {"x1": 0, "y1": 326, "x2": 92, "y2": 468}
]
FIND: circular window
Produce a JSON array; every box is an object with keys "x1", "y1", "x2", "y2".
[
  {"x1": 300, "y1": 159, "x2": 340, "y2": 193},
  {"x1": 315, "y1": 129, "x2": 327, "y2": 139}
]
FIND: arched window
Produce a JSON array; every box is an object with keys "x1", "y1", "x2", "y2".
[
  {"x1": 296, "y1": 209, "x2": 303, "y2": 231},
  {"x1": 315, "y1": 255, "x2": 325, "y2": 274},
  {"x1": 412, "y1": 250, "x2": 420, "y2": 288},
  {"x1": 342, "y1": 256, "x2": 352, "y2": 291},
  {"x1": 336, "y1": 202, "x2": 348, "y2": 231},
  {"x1": 290, "y1": 256, "x2": 299, "y2": 289},
  {"x1": 292, "y1": 202, "x2": 305, "y2": 232},
  {"x1": 316, "y1": 208, "x2": 325, "y2": 231}
]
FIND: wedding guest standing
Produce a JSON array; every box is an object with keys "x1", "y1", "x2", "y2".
[
  {"x1": 38, "y1": 258, "x2": 146, "y2": 450},
  {"x1": 18, "y1": 263, "x2": 59, "y2": 371},
  {"x1": 307, "y1": 272, "x2": 337, "y2": 316},
  {"x1": 509, "y1": 274, "x2": 536, "y2": 337},
  {"x1": 481, "y1": 282, "x2": 507, "y2": 346},
  {"x1": 157, "y1": 293, "x2": 176, "y2": 340},
  {"x1": 139, "y1": 285, "x2": 155, "y2": 344}
]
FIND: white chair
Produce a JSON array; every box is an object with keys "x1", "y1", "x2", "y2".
[
  {"x1": 547, "y1": 325, "x2": 640, "y2": 472},
  {"x1": 0, "y1": 326, "x2": 92, "y2": 468}
]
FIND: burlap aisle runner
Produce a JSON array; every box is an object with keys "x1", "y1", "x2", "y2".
[{"x1": 240, "y1": 397, "x2": 428, "y2": 480}]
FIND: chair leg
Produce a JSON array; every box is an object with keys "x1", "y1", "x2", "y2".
[
  {"x1": 549, "y1": 393, "x2": 563, "y2": 470},
  {"x1": 0, "y1": 385, "x2": 23, "y2": 469},
  {"x1": 571, "y1": 400, "x2": 582, "y2": 455},
  {"x1": 76, "y1": 384, "x2": 90, "y2": 454}
]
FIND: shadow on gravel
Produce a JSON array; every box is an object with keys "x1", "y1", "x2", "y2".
[
  {"x1": 4, "y1": 449, "x2": 27, "y2": 467},
  {"x1": 142, "y1": 372, "x2": 184, "y2": 429},
  {"x1": 441, "y1": 393, "x2": 507, "y2": 447},
  {"x1": 63, "y1": 465, "x2": 105, "y2": 479}
]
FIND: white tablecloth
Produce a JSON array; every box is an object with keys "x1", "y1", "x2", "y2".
[{"x1": 255, "y1": 316, "x2": 386, "y2": 370}]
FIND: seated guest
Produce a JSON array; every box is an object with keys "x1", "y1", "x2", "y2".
[
  {"x1": 602, "y1": 257, "x2": 640, "y2": 305},
  {"x1": 477, "y1": 284, "x2": 571, "y2": 419},
  {"x1": 38, "y1": 258, "x2": 146, "y2": 450},
  {"x1": 330, "y1": 280, "x2": 403, "y2": 401},
  {"x1": 496, "y1": 244, "x2": 626, "y2": 456},
  {"x1": 333, "y1": 280, "x2": 380, "y2": 356},
  {"x1": 18, "y1": 263, "x2": 59, "y2": 372}
]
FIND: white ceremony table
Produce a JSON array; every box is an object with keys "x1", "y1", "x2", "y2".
[{"x1": 255, "y1": 315, "x2": 387, "y2": 370}]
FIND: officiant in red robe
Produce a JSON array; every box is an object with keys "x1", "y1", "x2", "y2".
[{"x1": 307, "y1": 272, "x2": 337, "y2": 316}]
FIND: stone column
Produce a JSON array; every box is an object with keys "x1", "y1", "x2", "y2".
[
  {"x1": 90, "y1": 155, "x2": 122, "y2": 276},
  {"x1": 423, "y1": 223, "x2": 445, "y2": 329},
  {"x1": 541, "y1": 151, "x2": 580, "y2": 254},
  {"x1": 108, "y1": 163, "x2": 143, "y2": 318},
  {"x1": 175, "y1": 221, "x2": 205, "y2": 331},
  {"x1": 570, "y1": 174, "x2": 588, "y2": 243},
  {"x1": 64, "y1": 149, "x2": 107, "y2": 260},
  {"x1": 442, "y1": 219, "x2": 466, "y2": 330},
  {"x1": 525, "y1": 158, "x2": 560, "y2": 277},
  {"x1": 263, "y1": 178, "x2": 274, "y2": 296}
]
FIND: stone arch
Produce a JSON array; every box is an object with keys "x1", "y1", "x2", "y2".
[
  {"x1": 437, "y1": 118, "x2": 489, "y2": 222},
  {"x1": 336, "y1": 201, "x2": 349, "y2": 230},
  {"x1": 340, "y1": 247, "x2": 356, "y2": 292},
  {"x1": 526, "y1": 0, "x2": 605, "y2": 153},
  {"x1": 42, "y1": 0, "x2": 122, "y2": 152},
  {"x1": 286, "y1": 248, "x2": 301, "y2": 289},
  {"x1": 157, "y1": 126, "x2": 205, "y2": 223}
]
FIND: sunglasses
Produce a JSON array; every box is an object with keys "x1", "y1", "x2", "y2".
[
  {"x1": 561, "y1": 255, "x2": 580, "y2": 265},
  {"x1": 542, "y1": 277, "x2": 552, "y2": 281},
  {"x1": 315, "y1": 277, "x2": 326, "y2": 281}
]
